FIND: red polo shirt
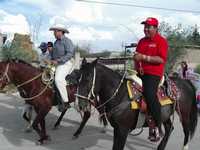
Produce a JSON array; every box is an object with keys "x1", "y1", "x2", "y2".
[{"x1": 135, "y1": 33, "x2": 168, "y2": 77}]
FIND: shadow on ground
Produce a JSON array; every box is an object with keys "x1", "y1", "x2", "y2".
[{"x1": 0, "y1": 94, "x2": 157, "y2": 150}]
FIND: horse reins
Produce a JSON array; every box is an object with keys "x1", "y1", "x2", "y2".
[
  {"x1": 16, "y1": 73, "x2": 43, "y2": 88},
  {"x1": 1, "y1": 63, "x2": 50, "y2": 101},
  {"x1": 75, "y1": 66, "x2": 126, "y2": 110},
  {"x1": 75, "y1": 67, "x2": 97, "y2": 107}
]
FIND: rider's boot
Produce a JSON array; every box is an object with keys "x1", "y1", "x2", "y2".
[{"x1": 147, "y1": 116, "x2": 160, "y2": 142}]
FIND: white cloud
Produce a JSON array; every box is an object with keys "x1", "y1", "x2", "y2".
[
  {"x1": 5, "y1": 0, "x2": 200, "y2": 51},
  {"x1": 65, "y1": 2, "x2": 103, "y2": 23},
  {"x1": 0, "y1": 9, "x2": 29, "y2": 34},
  {"x1": 69, "y1": 26, "x2": 112, "y2": 41}
]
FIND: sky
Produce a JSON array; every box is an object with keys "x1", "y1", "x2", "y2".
[{"x1": 0, "y1": 0, "x2": 200, "y2": 52}]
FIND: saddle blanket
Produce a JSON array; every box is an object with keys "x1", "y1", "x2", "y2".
[{"x1": 127, "y1": 80, "x2": 173, "y2": 110}]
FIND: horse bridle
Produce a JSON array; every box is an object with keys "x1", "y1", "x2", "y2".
[
  {"x1": 0, "y1": 63, "x2": 50, "y2": 101},
  {"x1": 75, "y1": 66, "x2": 126, "y2": 110},
  {"x1": 0, "y1": 63, "x2": 11, "y2": 83},
  {"x1": 75, "y1": 67, "x2": 97, "y2": 106}
]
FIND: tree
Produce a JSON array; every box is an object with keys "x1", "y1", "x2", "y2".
[
  {"x1": 27, "y1": 14, "x2": 43, "y2": 44},
  {"x1": 159, "y1": 22, "x2": 188, "y2": 73},
  {"x1": 187, "y1": 24, "x2": 200, "y2": 45},
  {"x1": 1, "y1": 43, "x2": 34, "y2": 62},
  {"x1": 0, "y1": 33, "x2": 38, "y2": 62}
]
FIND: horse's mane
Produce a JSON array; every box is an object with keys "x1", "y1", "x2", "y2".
[
  {"x1": 97, "y1": 62, "x2": 123, "y2": 78},
  {"x1": 1, "y1": 59, "x2": 41, "y2": 72},
  {"x1": 5, "y1": 59, "x2": 33, "y2": 67}
]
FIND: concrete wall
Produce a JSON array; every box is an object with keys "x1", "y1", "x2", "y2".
[{"x1": 183, "y1": 49, "x2": 200, "y2": 68}]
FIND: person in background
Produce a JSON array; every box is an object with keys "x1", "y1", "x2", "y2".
[
  {"x1": 182, "y1": 64, "x2": 200, "y2": 110},
  {"x1": 38, "y1": 42, "x2": 48, "y2": 68},
  {"x1": 47, "y1": 41, "x2": 53, "y2": 58},
  {"x1": 179, "y1": 61, "x2": 188, "y2": 78}
]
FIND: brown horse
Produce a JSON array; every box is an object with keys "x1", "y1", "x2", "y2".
[{"x1": 0, "y1": 59, "x2": 107, "y2": 144}]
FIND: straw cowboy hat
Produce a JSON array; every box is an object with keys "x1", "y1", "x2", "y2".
[{"x1": 49, "y1": 24, "x2": 69, "y2": 34}]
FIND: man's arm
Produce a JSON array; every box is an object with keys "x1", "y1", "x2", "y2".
[
  {"x1": 143, "y1": 55, "x2": 164, "y2": 64},
  {"x1": 57, "y1": 38, "x2": 75, "y2": 64},
  {"x1": 134, "y1": 38, "x2": 168, "y2": 64}
]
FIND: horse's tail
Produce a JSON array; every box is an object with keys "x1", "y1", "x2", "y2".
[{"x1": 187, "y1": 80, "x2": 198, "y2": 140}]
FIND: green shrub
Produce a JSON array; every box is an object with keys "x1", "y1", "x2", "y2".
[{"x1": 1, "y1": 43, "x2": 35, "y2": 62}]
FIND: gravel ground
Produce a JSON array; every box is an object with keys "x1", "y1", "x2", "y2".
[{"x1": 0, "y1": 93, "x2": 199, "y2": 150}]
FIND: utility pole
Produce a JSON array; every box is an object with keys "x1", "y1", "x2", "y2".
[{"x1": 124, "y1": 43, "x2": 137, "y2": 71}]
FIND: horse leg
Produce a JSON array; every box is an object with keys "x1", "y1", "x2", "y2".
[
  {"x1": 32, "y1": 115, "x2": 42, "y2": 142},
  {"x1": 39, "y1": 118, "x2": 51, "y2": 143},
  {"x1": 97, "y1": 106, "x2": 108, "y2": 133},
  {"x1": 53, "y1": 109, "x2": 68, "y2": 129},
  {"x1": 22, "y1": 105, "x2": 33, "y2": 132},
  {"x1": 73, "y1": 111, "x2": 91, "y2": 139},
  {"x1": 112, "y1": 126, "x2": 129, "y2": 150},
  {"x1": 32, "y1": 109, "x2": 49, "y2": 144},
  {"x1": 158, "y1": 124, "x2": 164, "y2": 137},
  {"x1": 23, "y1": 112, "x2": 33, "y2": 132},
  {"x1": 99, "y1": 114, "x2": 108, "y2": 133},
  {"x1": 157, "y1": 119, "x2": 173, "y2": 150},
  {"x1": 22, "y1": 112, "x2": 31, "y2": 123}
]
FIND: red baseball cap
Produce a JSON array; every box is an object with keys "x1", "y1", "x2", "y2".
[{"x1": 141, "y1": 17, "x2": 159, "y2": 26}]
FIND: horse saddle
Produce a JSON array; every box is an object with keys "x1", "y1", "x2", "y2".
[
  {"x1": 40, "y1": 65, "x2": 78, "y2": 106},
  {"x1": 41, "y1": 65, "x2": 78, "y2": 86},
  {"x1": 127, "y1": 75, "x2": 179, "y2": 112}
]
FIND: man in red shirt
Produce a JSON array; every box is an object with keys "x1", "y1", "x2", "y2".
[{"x1": 133, "y1": 17, "x2": 168, "y2": 142}]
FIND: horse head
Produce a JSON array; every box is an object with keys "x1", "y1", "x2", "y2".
[
  {"x1": 0, "y1": 59, "x2": 42, "y2": 90},
  {"x1": 77, "y1": 58, "x2": 99, "y2": 102}
]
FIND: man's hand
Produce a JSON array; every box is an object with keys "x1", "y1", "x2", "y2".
[
  {"x1": 44, "y1": 59, "x2": 51, "y2": 64},
  {"x1": 51, "y1": 60, "x2": 58, "y2": 65},
  {"x1": 133, "y1": 53, "x2": 145, "y2": 62}
]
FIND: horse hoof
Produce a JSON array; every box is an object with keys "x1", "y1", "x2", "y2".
[
  {"x1": 183, "y1": 144, "x2": 189, "y2": 150},
  {"x1": 24, "y1": 129, "x2": 32, "y2": 133},
  {"x1": 72, "y1": 135, "x2": 79, "y2": 140},
  {"x1": 35, "y1": 135, "x2": 51, "y2": 145},
  {"x1": 44, "y1": 135, "x2": 51, "y2": 141},
  {"x1": 36, "y1": 140, "x2": 43, "y2": 145},
  {"x1": 100, "y1": 129, "x2": 106, "y2": 133},
  {"x1": 52, "y1": 125, "x2": 59, "y2": 130}
]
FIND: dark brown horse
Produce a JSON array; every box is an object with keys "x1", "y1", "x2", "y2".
[
  {"x1": 0, "y1": 59, "x2": 107, "y2": 144},
  {"x1": 77, "y1": 59, "x2": 198, "y2": 150}
]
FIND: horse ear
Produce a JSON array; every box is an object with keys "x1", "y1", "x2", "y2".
[
  {"x1": 93, "y1": 58, "x2": 99, "y2": 65},
  {"x1": 82, "y1": 57, "x2": 87, "y2": 65}
]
